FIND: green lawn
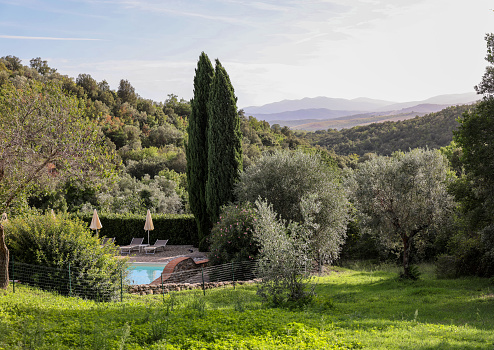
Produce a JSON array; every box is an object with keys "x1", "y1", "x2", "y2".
[{"x1": 0, "y1": 264, "x2": 493, "y2": 349}]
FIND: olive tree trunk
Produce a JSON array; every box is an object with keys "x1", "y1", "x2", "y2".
[
  {"x1": 402, "y1": 234, "x2": 410, "y2": 279},
  {"x1": 0, "y1": 224, "x2": 9, "y2": 289}
]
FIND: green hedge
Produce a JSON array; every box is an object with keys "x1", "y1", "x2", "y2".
[{"x1": 75, "y1": 212, "x2": 198, "y2": 247}]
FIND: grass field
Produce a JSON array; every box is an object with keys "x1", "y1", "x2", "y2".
[{"x1": 0, "y1": 263, "x2": 493, "y2": 349}]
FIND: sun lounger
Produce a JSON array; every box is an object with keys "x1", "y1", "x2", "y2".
[
  {"x1": 144, "y1": 239, "x2": 169, "y2": 255},
  {"x1": 100, "y1": 237, "x2": 115, "y2": 246},
  {"x1": 120, "y1": 237, "x2": 144, "y2": 254}
]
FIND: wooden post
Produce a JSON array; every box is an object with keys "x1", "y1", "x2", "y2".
[{"x1": 0, "y1": 224, "x2": 9, "y2": 290}]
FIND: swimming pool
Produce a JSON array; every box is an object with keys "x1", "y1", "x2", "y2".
[{"x1": 127, "y1": 263, "x2": 167, "y2": 285}]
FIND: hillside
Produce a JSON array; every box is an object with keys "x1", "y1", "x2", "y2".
[
  {"x1": 0, "y1": 55, "x2": 312, "y2": 214},
  {"x1": 301, "y1": 104, "x2": 473, "y2": 157},
  {"x1": 244, "y1": 93, "x2": 478, "y2": 130},
  {"x1": 288, "y1": 111, "x2": 427, "y2": 131},
  {"x1": 0, "y1": 54, "x2": 476, "y2": 204}
]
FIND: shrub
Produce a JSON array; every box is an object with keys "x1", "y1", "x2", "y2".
[
  {"x1": 208, "y1": 203, "x2": 258, "y2": 265},
  {"x1": 5, "y1": 212, "x2": 128, "y2": 300},
  {"x1": 208, "y1": 203, "x2": 259, "y2": 281},
  {"x1": 253, "y1": 199, "x2": 315, "y2": 307},
  {"x1": 435, "y1": 254, "x2": 457, "y2": 279}
]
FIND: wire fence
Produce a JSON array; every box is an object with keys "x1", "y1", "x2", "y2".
[{"x1": 0, "y1": 258, "x2": 259, "y2": 302}]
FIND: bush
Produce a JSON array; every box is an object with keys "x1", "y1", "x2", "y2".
[
  {"x1": 5, "y1": 212, "x2": 128, "y2": 300},
  {"x1": 208, "y1": 203, "x2": 259, "y2": 266},
  {"x1": 435, "y1": 254, "x2": 457, "y2": 279},
  {"x1": 253, "y1": 199, "x2": 315, "y2": 307}
]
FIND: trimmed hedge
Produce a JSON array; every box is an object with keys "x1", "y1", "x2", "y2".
[{"x1": 75, "y1": 212, "x2": 198, "y2": 247}]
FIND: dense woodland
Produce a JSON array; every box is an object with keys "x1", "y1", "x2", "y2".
[
  {"x1": 304, "y1": 104, "x2": 472, "y2": 157},
  {"x1": 0, "y1": 55, "x2": 311, "y2": 214}
]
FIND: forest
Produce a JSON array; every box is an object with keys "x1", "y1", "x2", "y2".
[
  {"x1": 304, "y1": 104, "x2": 472, "y2": 157},
  {"x1": 0, "y1": 55, "x2": 307, "y2": 215}
]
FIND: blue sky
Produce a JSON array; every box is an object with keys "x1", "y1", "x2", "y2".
[{"x1": 0, "y1": 0, "x2": 492, "y2": 107}]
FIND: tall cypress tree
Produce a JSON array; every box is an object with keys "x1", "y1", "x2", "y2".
[
  {"x1": 186, "y1": 52, "x2": 214, "y2": 250},
  {"x1": 206, "y1": 59, "x2": 243, "y2": 224}
]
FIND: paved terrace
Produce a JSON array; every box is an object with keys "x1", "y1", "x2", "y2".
[{"x1": 119, "y1": 245, "x2": 208, "y2": 264}]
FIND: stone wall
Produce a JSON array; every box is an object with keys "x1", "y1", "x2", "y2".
[{"x1": 128, "y1": 280, "x2": 257, "y2": 295}]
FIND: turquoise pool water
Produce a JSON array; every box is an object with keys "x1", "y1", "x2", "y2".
[{"x1": 127, "y1": 263, "x2": 167, "y2": 285}]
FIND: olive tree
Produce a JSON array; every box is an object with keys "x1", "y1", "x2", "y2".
[
  {"x1": 352, "y1": 148, "x2": 455, "y2": 278},
  {"x1": 253, "y1": 199, "x2": 315, "y2": 306},
  {"x1": 0, "y1": 80, "x2": 116, "y2": 289},
  {"x1": 235, "y1": 149, "x2": 350, "y2": 269}
]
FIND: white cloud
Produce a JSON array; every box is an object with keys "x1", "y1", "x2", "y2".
[
  {"x1": 3, "y1": 0, "x2": 491, "y2": 107},
  {"x1": 0, "y1": 35, "x2": 101, "y2": 40}
]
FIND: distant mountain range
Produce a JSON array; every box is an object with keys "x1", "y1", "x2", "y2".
[{"x1": 242, "y1": 93, "x2": 480, "y2": 131}]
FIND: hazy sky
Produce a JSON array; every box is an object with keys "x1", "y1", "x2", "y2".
[{"x1": 1, "y1": 0, "x2": 492, "y2": 107}]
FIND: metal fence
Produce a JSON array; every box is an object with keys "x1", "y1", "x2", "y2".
[{"x1": 0, "y1": 258, "x2": 259, "y2": 301}]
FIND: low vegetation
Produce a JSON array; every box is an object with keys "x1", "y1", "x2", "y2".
[
  {"x1": 4, "y1": 212, "x2": 128, "y2": 300},
  {"x1": 0, "y1": 264, "x2": 493, "y2": 349}
]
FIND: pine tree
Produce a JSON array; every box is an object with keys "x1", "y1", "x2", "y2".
[
  {"x1": 206, "y1": 59, "x2": 243, "y2": 224},
  {"x1": 186, "y1": 52, "x2": 215, "y2": 250}
]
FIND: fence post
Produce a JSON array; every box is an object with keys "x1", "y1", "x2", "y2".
[
  {"x1": 120, "y1": 270, "x2": 123, "y2": 302},
  {"x1": 201, "y1": 267, "x2": 205, "y2": 296},
  {"x1": 232, "y1": 262, "x2": 235, "y2": 290},
  {"x1": 68, "y1": 263, "x2": 72, "y2": 297},
  {"x1": 161, "y1": 273, "x2": 164, "y2": 300},
  {"x1": 12, "y1": 255, "x2": 14, "y2": 293}
]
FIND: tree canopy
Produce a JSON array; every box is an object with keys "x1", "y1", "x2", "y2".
[
  {"x1": 187, "y1": 53, "x2": 215, "y2": 248},
  {"x1": 206, "y1": 60, "x2": 243, "y2": 224},
  {"x1": 0, "y1": 80, "x2": 116, "y2": 214},
  {"x1": 235, "y1": 149, "x2": 349, "y2": 266},
  {"x1": 352, "y1": 148, "x2": 455, "y2": 278},
  {"x1": 0, "y1": 80, "x2": 117, "y2": 289}
]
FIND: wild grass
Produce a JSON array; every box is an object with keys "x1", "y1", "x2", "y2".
[{"x1": 0, "y1": 263, "x2": 493, "y2": 349}]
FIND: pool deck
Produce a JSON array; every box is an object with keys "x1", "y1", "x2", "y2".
[{"x1": 119, "y1": 245, "x2": 208, "y2": 265}]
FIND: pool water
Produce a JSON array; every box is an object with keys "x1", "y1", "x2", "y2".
[{"x1": 127, "y1": 264, "x2": 167, "y2": 285}]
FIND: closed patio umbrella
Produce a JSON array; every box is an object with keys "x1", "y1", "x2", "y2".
[
  {"x1": 144, "y1": 209, "x2": 154, "y2": 245},
  {"x1": 89, "y1": 209, "x2": 103, "y2": 235}
]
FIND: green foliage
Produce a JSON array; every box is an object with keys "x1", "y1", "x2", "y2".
[
  {"x1": 475, "y1": 33, "x2": 494, "y2": 95},
  {"x1": 352, "y1": 148, "x2": 456, "y2": 278},
  {"x1": 435, "y1": 254, "x2": 458, "y2": 279},
  {"x1": 76, "y1": 212, "x2": 198, "y2": 246},
  {"x1": 254, "y1": 199, "x2": 315, "y2": 307},
  {"x1": 4, "y1": 212, "x2": 127, "y2": 300},
  {"x1": 451, "y1": 36, "x2": 494, "y2": 277},
  {"x1": 1, "y1": 264, "x2": 494, "y2": 349},
  {"x1": 399, "y1": 264, "x2": 421, "y2": 280},
  {"x1": 0, "y1": 80, "x2": 117, "y2": 215},
  {"x1": 304, "y1": 105, "x2": 471, "y2": 157},
  {"x1": 206, "y1": 59, "x2": 243, "y2": 224},
  {"x1": 236, "y1": 149, "x2": 349, "y2": 265},
  {"x1": 91, "y1": 173, "x2": 184, "y2": 214},
  {"x1": 147, "y1": 124, "x2": 184, "y2": 147},
  {"x1": 187, "y1": 53, "x2": 215, "y2": 250},
  {"x1": 208, "y1": 203, "x2": 259, "y2": 266},
  {"x1": 454, "y1": 98, "x2": 494, "y2": 233},
  {"x1": 117, "y1": 79, "x2": 137, "y2": 107}
]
